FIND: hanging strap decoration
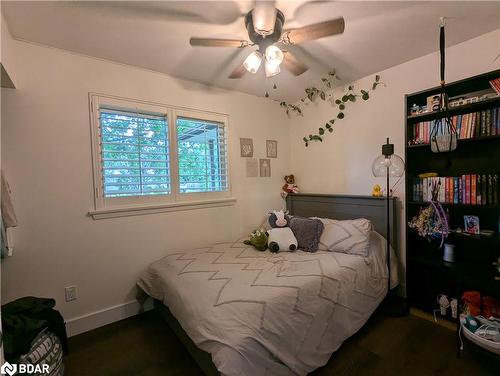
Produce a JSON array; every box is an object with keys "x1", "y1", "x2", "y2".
[{"x1": 430, "y1": 17, "x2": 457, "y2": 153}]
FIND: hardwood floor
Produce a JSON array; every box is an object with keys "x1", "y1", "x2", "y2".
[{"x1": 65, "y1": 311, "x2": 499, "y2": 375}]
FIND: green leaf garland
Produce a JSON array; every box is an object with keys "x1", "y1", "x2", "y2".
[{"x1": 279, "y1": 73, "x2": 385, "y2": 146}]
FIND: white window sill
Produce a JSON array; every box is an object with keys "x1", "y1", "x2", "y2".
[{"x1": 88, "y1": 197, "x2": 237, "y2": 220}]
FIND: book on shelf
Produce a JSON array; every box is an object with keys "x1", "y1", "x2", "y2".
[
  {"x1": 412, "y1": 174, "x2": 499, "y2": 205},
  {"x1": 409, "y1": 106, "x2": 499, "y2": 145},
  {"x1": 490, "y1": 78, "x2": 500, "y2": 94}
]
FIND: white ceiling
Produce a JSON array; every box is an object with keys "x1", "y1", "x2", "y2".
[{"x1": 2, "y1": 1, "x2": 500, "y2": 101}]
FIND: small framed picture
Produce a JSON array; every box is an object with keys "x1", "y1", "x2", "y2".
[
  {"x1": 259, "y1": 158, "x2": 271, "y2": 177},
  {"x1": 240, "y1": 138, "x2": 253, "y2": 157},
  {"x1": 246, "y1": 158, "x2": 258, "y2": 178},
  {"x1": 266, "y1": 140, "x2": 277, "y2": 158},
  {"x1": 464, "y1": 215, "x2": 480, "y2": 234}
]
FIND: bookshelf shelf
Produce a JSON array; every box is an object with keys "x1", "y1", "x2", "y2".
[
  {"x1": 407, "y1": 134, "x2": 500, "y2": 149},
  {"x1": 405, "y1": 70, "x2": 500, "y2": 335},
  {"x1": 407, "y1": 201, "x2": 500, "y2": 210},
  {"x1": 406, "y1": 96, "x2": 500, "y2": 122}
]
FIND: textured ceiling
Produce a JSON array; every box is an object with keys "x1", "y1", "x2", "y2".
[{"x1": 2, "y1": 1, "x2": 500, "y2": 101}]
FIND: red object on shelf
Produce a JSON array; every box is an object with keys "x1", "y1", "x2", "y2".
[
  {"x1": 482, "y1": 296, "x2": 500, "y2": 319},
  {"x1": 462, "y1": 291, "x2": 481, "y2": 316}
]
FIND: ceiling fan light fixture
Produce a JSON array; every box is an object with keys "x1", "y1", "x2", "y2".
[
  {"x1": 243, "y1": 51, "x2": 263, "y2": 74},
  {"x1": 252, "y1": 1, "x2": 277, "y2": 36},
  {"x1": 265, "y1": 45, "x2": 284, "y2": 66},
  {"x1": 264, "y1": 61, "x2": 280, "y2": 77}
]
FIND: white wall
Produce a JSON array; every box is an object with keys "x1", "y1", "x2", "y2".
[
  {"x1": 0, "y1": 30, "x2": 290, "y2": 334},
  {"x1": 289, "y1": 29, "x2": 500, "y2": 291}
]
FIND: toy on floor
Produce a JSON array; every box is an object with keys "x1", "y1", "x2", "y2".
[
  {"x1": 267, "y1": 210, "x2": 297, "y2": 252},
  {"x1": 244, "y1": 229, "x2": 268, "y2": 251},
  {"x1": 281, "y1": 175, "x2": 299, "y2": 198}
]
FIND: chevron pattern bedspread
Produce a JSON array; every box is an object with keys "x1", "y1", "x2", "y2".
[{"x1": 138, "y1": 232, "x2": 391, "y2": 376}]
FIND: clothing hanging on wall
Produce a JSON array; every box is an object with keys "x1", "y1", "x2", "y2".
[{"x1": 1, "y1": 171, "x2": 18, "y2": 257}]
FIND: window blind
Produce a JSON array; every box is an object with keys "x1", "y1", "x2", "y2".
[
  {"x1": 176, "y1": 117, "x2": 228, "y2": 193},
  {"x1": 99, "y1": 108, "x2": 170, "y2": 197}
]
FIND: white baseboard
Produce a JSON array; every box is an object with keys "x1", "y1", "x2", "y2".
[{"x1": 65, "y1": 298, "x2": 154, "y2": 337}]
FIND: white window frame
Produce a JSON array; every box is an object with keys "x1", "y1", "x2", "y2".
[{"x1": 88, "y1": 93, "x2": 234, "y2": 219}]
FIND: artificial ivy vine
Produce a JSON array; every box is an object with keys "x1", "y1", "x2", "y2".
[{"x1": 279, "y1": 72, "x2": 384, "y2": 146}]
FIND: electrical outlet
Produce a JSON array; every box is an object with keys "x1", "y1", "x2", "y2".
[{"x1": 65, "y1": 285, "x2": 77, "y2": 302}]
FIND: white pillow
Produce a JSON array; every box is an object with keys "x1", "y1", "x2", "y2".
[{"x1": 315, "y1": 218, "x2": 373, "y2": 256}]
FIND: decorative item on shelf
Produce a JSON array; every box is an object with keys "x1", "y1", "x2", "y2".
[
  {"x1": 443, "y1": 243, "x2": 455, "y2": 262},
  {"x1": 371, "y1": 184, "x2": 383, "y2": 197},
  {"x1": 371, "y1": 138, "x2": 408, "y2": 316},
  {"x1": 450, "y1": 298, "x2": 458, "y2": 319},
  {"x1": 430, "y1": 17, "x2": 457, "y2": 153},
  {"x1": 437, "y1": 294, "x2": 450, "y2": 316},
  {"x1": 408, "y1": 177, "x2": 450, "y2": 248},
  {"x1": 489, "y1": 78, "x2": 500, "y2": 94},
  {"x1": 494, "y1": 257, "x2": 500, "y2": 281},
  {"x1": 281, "y1": 174, "x2": 299, "y2": 198},
  {"x1": 464, "y1": 215, "x2": 480, "y2": 234}
]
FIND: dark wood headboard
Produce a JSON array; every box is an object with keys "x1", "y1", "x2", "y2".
[{"x1": 286, "y1": 193, "x2": 398, "y2": 253}]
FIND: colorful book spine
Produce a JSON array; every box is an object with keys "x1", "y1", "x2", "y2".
[
  {"x1": 412, "y1": 174, "x2": 498, "y2": 205},
  {"x1": 410, "y1": 107, "x2": 498, "y2": 145},
  {"x1": 482, "y1": 174, "x2": 488, "y2": 205},
  {"x1": 493, "y1": 174, "x2": 499, "y2": 206},
  {"x1": 471, "y1": 174, "x2": 476, "y2": 205}
]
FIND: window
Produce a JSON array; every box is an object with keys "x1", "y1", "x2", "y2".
[
  {"x1": 89, "y1": 94, "x2": 232, "y2": 217},
  {"x1": 100, "y1": 109, "x2": 170, "y2": 198},
  {"x1": 177, "y1": 117, "x2": 228, "y2": 194}
]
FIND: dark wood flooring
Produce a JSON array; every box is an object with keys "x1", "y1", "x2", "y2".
[{"x1": 65, "y1": 311, "x2": 499, "y2": 375}]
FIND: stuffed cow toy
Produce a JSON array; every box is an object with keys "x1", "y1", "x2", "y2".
[{"x1": 267, "y1": 210, "x2": 298, "y2": 252}]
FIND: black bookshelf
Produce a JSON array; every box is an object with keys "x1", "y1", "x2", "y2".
[{"x1": 404, "y1": 70, "x2": 500, "y2": 329}]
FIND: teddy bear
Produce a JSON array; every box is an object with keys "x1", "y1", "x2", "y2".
[
  {"x1": 281, "y1": 174, "x2": 299, "y2": 198},
  {"x1": 267, "y1": 210, "x2": 298, "y2": 252},
  {"x1": 243, "y1": 229, "x2": 268, "y2": 251}
]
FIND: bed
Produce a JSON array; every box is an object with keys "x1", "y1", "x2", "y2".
[{"x1": 137, "y1": 194, "x2": 398, "y2": 376}]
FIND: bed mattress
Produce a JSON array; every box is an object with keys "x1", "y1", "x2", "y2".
[{"x1": 138, "y1": 231, "x2": 396, "y2": 376}]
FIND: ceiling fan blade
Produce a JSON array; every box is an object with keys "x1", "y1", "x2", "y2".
[
  {"x1": 282, "y1": 51, "x2": 309, "y2": 76},
  {"x1": 283, "y1": 17, "x2": 345, "y2": 44},
  {"x1": 228, "y1": 63, "x2": 247, "y2": 79},
  {"x1": 190, "y1": 38, "x2": 249, "y2": 48}
]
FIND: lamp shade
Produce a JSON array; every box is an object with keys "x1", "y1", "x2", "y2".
[
  {"x1": 372, "y1": 154, "x2": 405, "y2": 177},
  {"x1": 265, "y1": 45, "x2": 284, "y2": 66},
  {"x1": 243, "y1": 51, "x2": 263, "y2": 74},
  {"x1": 264, "y1": 61, "x2": 280, "y2": 77}
]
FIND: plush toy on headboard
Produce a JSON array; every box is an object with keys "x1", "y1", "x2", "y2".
[
  {"x1": 267, "y1": 210, "x2": 298, "y2": 252},
  {"x1": 281, "y1": 175, "x2": 299, "y2": 198}
]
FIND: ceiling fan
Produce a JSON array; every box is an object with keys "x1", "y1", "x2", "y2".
[{"x1": 189, "y1": 1, "x2": 345, "y2": 79}]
